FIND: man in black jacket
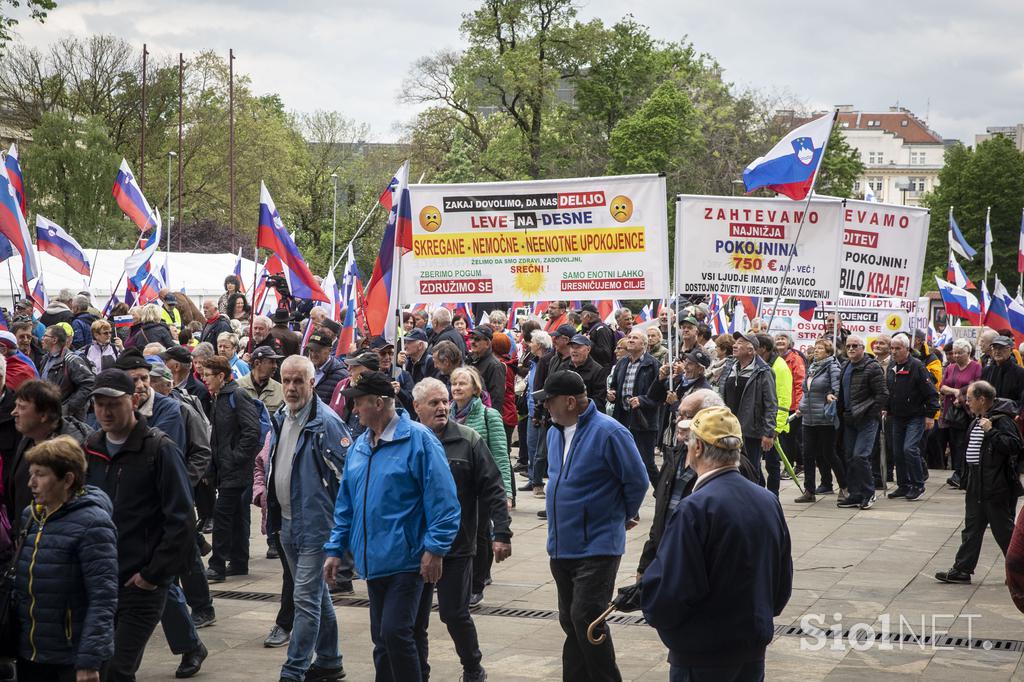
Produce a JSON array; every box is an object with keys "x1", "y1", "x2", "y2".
[
  {"x1": 581, "y1": 304, "x2": 616, "y2": 370},
  {"x1": 401, "y1": 327, "x2": 437, "y2": 384},
  {"x1": 981, "y1": 335, "x2": 1024, "y2": 407},
  {"x1": 202, "y1": 355, "x2": 261, "y2": 582},
  {"x1": 412, "y1": 377, "x2": 511, "y2": 682},
  {"x1": 305, "y1": 331, "x2": 348, "y2": 404},
  {"x1": 568, "y1": 334, "x2": 610, "y2": 413},
  {"x1": 85, "y1": 369, "x2": 196, "y2": 681},
  {"x1": 199, "y1": 299, "x2": 232, "y2": 348},
  {"x1": 40, "y1": 325, "x2": 95, "y2": 421},
  {"x1": 837, "y1": 335, "x2": 889, "y2": 509},
  {"x1": 884, "y1": 334, "x2": 939, "y2": 502},
  {"x1": 610, "y1": 329, "x2": 662, "y2": 484},
  {"x1": 936, "y1": 380, "x2": 1023, "y2": 584},
  {"x1": 466, "y1": 324, "x2": 506, "y2": 415},
  {"x1": 429, "y1": 307, "x2": 467, "y2": 359}
]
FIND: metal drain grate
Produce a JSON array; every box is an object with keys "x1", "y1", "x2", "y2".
[{"x1": 211, "y1": 590, "x2": 1024, "y2": 654}]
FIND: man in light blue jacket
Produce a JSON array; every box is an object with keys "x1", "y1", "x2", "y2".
[
  {"x1": 537, "y1": 370, "x2": 648, "y2": 682},
  {"x1": 324, "y1": 371, "x2": 460, "y2": 682}
]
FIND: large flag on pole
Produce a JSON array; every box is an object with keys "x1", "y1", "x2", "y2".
[
  {"x1": 935, "y1": 276, "x2": 981, "y2": 325},
  {"x1": 0, "y1": 159, "x2": 39, "y2": 290},
  {"x1": 4, "y1": 144, "x2": 26, "y2": 218},
  {"x1": 742, "y1": 111, "x2": 834, "y2": 200},
  {"x1": 257, "y1": 182, "x2": 328, "y2": 302},
  {"x1": 985, "y1": 207, "x2": 994, "y2": 275},
  {"x1": 112, "y1": 159, "x2": 158, "y2": 231},
  {"x1": 947, "y1": 251, "x2": 974, "y2": 289},
  {"x1": 986, "y1": 277, "x2": 1012, "y2": 332},
  {"x1": 1018, "y1": 209, "x2": 1024, "y2": 274},
  {"x1": 948, "y1": 207, "x2": 977, "y2": 260},
  {"x1": 363, "y1": 162, "x2": 412, "y2": 340},
  {"x1": 36, "y1": 215, "x2": 91, "y2": 276}
]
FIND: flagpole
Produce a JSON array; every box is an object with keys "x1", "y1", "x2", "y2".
[
  {"x1": 87, "y1": 248, "x2": 100, "y2": 287},
  {"x1": 6, "y1": 261, "x2": 16, "y2": 310},
  {"x1": 765, "y1": 109, "x2": 838, "y2": 330},
  {"x1": 247, "y1": 245, "x2": 258, "y2": 353},
  {"x1": 391, "y1": 162, "x2": 408, "y2": 372}
]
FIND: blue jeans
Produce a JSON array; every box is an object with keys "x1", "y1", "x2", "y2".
[
  {"x1": 670, "y1": 659, "x2": 764, "y2": 681},
  {"x1": 278, "y1": 517, "x2": 341, "y2": 681},
  {"x1": 843, "y1": 417, "x2": 879, "y2": 501},
  {"x1": 890, "y1": 415, "x2": 926, "y2": 489},
  {"x1": 367, "y1": 571, "x2": 426, "y2": 681},
  {"x1": 763, "y1": 439, "x2": 781, "y2": 495},
  {"x1": 160, "y1": 583, "x2": 200, "y2": 654},
  {"x1": 527, "y1": 418, "x2": 543, "y2": 486}
]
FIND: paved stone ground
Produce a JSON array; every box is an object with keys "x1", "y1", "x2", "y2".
[{"x1": 136, "y1": 469, "x2": 1024, "y2": 681}]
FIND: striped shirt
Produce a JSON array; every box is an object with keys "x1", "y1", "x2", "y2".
[{"x1": 965, "y1": 422, "x2": 984, "y2": 465}]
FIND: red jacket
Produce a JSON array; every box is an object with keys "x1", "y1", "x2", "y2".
[{"x1": 783, "y1": 349, "x2": 806, "y2": 412}]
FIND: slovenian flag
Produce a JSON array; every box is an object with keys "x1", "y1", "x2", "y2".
[
  {"x1": 336, "y1": 244, "x2": 362, "y2": 357},
  {"x1": 798, "y1": 300, "x2": 817, "y2": 321},
  {"x1": 112, "y1": 159, "x2": 158, "y2": 231},
  {"x1": 994, "y1": 277, "x2": 1024, "y2": 344},
  {"x1": 4, "y1": 144, "x2": 26, "y2": 217},
  {"x1": 0, "y1": 158, "x2": 39, "y2": 290},
  {"x1": 948, "y1": 207, "x2": 977, "y2": 260},
  {"x1": 947, "y1": 251, "x2": 974, "y2": 290},
  {"x1": 1018, "y1": 209, "x2": 1024, "y2": 274},
  {"x1": 743, "y1": 111, "x2": 835, "y2": 200},
  {"x1": 935, "y1": 276, "x2": 981, "y2": 325},
  {"x1": 258, "y1": 182, "x2": 328, "y2": 302},
  {"x1": 232, "y1": 248, "x2": 246, "y2": 293},
  {"x1": 36, "y1": 215, "x2": 91, "y2": 276},
  {"x1": 363, "y1": 161, "x2": 413, "y2": 340}
]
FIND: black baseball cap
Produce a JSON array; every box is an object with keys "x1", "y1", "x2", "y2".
[
  {"x1": 114, "y1": 348, "x2": 150, "y2": 371},
  {"x1": 345, "y1": 352, "x2": 380, "y2": 371},
  {"x1": 683, "y1": 347, "x2": 712, "y2": 369},
  {"x1": 91, "y1": 369, "x2": 136, "y2": 398},
  {"x1": 580, "y1": 303, "x2": 598, "y2": 314},
  {"x1": 340, "y1": 371, "x2": 395, "y2": 398},
  {"x1": 468, "y1": 324, "x2": 493, "y2": 341},
  {"x1": 553, "y1": 324, "x2": 576, "y2": 339},
  {"x1": 163, "y1": 293, "x2": 178, "y2": 305},
  {"x1": 306, "y1": 332, "x2": 333, "y2": 349},
  {"x1": 992, "y1": 335, "x2": 1014, "y2": 348},
  {"x1": 569, "y1": 333, "x2": 592, "y2": 347},
  {"x1": 321, "y1": 319, "x2": 341, "y2": 336},
  {"x1": 532, "y1": 370, "x2": 586, "y2": 403},
  {"x1": 369, "y1": 335, "x2": 395, "y2": 350},
  {"x1": 251, "y1": 346, "x2": 283, "y2": 362},
  {"x1": 160, "y1": 345, "x2": 193, "y2": 364},
  {"x1": 405, "y1": 327, "x2": 429, "y2": 342}
]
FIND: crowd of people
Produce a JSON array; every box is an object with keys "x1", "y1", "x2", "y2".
[{"x1": 3, "y1": 280, "x2": 1024, "y2": 682}]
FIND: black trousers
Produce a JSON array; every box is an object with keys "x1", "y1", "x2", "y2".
[
  {"x1": 179, "y1": 539, "x2": 212, "y2": 611},
  {"x1": 15, "y1": 658, "x2": 82, "y2": 682},
  {"x1": 367, "y1": 571, "x2": 425, "y2": 682},
  {"x1": 516, "y1": 416, "x2": 530, "y2": 467},
  {"x1": 633, "y1": 430, "x2": 659, "y2": 485},
  {"x1": 802, "y1": 424, "x2": 846, "y2": 492},
  {"x1": 194, "y1": 478, "x2": 216, "y2": 523},
  {"x1": 953, "y1": 467, "x2": 1016, "y2": 574},
  {"x1": 948, "y1": 427, "x2": 968, "y2": 481},
  {"x1": 109, "y1": 584, "x2": 169, "y2": 681},
  {"x1": 415, "y1": 555, "x2": 483, "y2": 678},
  {"x1": 273, "y1": 531, "x2": 295, "y2": 631},
  {"x1": 210, "y1": 485, "x2": 251, "y2": 572},
  {"x1": 550, "y1": 556, "x2": 623, "y2": 682},
  {"x1": 472, "y1": 503, "x2": 493, "y2": 594}
]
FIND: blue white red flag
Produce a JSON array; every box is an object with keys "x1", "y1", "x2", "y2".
[
  {"x1": 736, "y1": 295, "x2": 760, "y2": 321},
  {"x1": 336, "y1": 244, "x2": 362, "y2": 357},
  {"x1": 709, "y1": 294, "x2": 728, "y2": 335},
  {"x1": 638, "y1": 304, "x2": 652, "y2": 322},
  {"x1": 112, "y1": 159, "x2": 158, "y2": 231},
  {"x1": 318, "y1": 270, "x2": 341, "y2": 323},
  {"x1": 0, "y1": 158, "x2": 39, "y2": 290},
  {"x1": 947, "y1": 251, "x2": 974, "y2": 290},
  {"x1": 29, "y1": 275, "x2": 48, "y2": 312},
  {"x1": 36, "y1": 215, "x2": 91, "y2": 276},
  {"x1": 1018, "y1": 209, "x2": 1024, "y2": 275},
  {"x1": 257, "y1": 182, "x2": 328, "y2": 302},
  {"x1": 798, "y1": 300, "x2": 817, "y2": 321},
  {"x1": 452, "y1": 302, "x2": 474, "y2": 330},
  {"x1": 934, "y1": 276, "x2": 981, "y2": 325},
  {"x1": 233, "y1": 248, "x2": 246, "y2": 293},
  {"x1": 948, "y1": 207, "x2": 977, "y2": 260},
  {"x1": 743, "y1": 111, "x2": 835, "y2": 200},
  {"x1": 994, "y1": 277, "x2": 1024, "y2": 345},
  {"x1": 985, "y1": 208, "x2": 994, "y2": 274},
  {"x1": 531, "y1": 301, "x2": 549, "y2": 317},
  {"x1": 363, "y1": 162, "x2": 413, "y2": 340},
  {"x1": 981, "y1": 280, "x2": 990, "y2": 318},
  {"x1": 5, "y1": 144, "x2": 26, "y2": 218}
]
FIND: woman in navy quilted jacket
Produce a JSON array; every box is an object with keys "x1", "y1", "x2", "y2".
[{"x1": 14, "y1": 436, "x2": 117, "y2": 682}]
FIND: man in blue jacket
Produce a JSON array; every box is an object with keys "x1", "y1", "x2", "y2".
[
  {"x1": 536, "y1": 370, "x2": 648, "y2": 682},
  {"x1": 267, "y1": 355, "x2": 352, "y2": 682},
  {"x1": 323, "y1": 371, "x2": 460, "y2": 681},
  {"x1": 642, "y1": 406, "x2": 792, "y2": 681}
]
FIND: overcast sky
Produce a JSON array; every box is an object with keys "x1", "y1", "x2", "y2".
[{"x1": 11, "y1": 0, "x2": 1023, "y2": 145}]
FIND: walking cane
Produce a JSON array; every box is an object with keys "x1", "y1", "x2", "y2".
[
  {"x1": 775, "y1": 440, "x2": 804, "y2": 495},
  {"x1": 879, "y1": 414, "x2": 888, "y2": 492}
]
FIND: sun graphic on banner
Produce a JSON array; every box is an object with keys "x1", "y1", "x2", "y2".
[{"x1": 514, "y1": 268, "x2": 545, "y2": 297}]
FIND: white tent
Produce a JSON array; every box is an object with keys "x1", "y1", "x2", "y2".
[{"x1": 0, "y1": 250, "x2": 261, "y2": 306}]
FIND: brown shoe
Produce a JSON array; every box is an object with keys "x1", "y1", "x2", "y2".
[
  {"x1": 533, "y1": 486, "x2": 546, "y2": 498},
  {"x1": 793, "y1": 492, "x2": 816, "y2": 503}
]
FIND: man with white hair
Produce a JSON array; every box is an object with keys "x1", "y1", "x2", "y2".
[
  {"x1": 266, "y1": 355, "x2": 352, "y2": 682},
  {"x1": 884, "y1": 333, "x2": 939, "y2": 501},
  {"x1": 429, "y1": 307, "x2": 466, "y2": 359},
  {"x1": 642, "y1": 406, "x2": 792, "y2": 681},
  {"x1": 837, "y1": 334, "x2": 889, "y2": 509},
  {"x1": 610, "y1": 328, "x2": 661, "y2": 484}
]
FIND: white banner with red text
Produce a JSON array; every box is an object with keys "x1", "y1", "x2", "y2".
[
  {"x1": 764, "y1": 297, "x2": 915, "y2": 354},
  {"x1": 401, "y1": 174, "x2": 669, "y2": 303},
  {"x1": 839, "y1": 199, "x2": 929, "y2": 298}
]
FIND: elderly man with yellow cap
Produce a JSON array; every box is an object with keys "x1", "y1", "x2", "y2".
[{"x1": 641, "y1": 405, "x2": 792, "y2": 682}]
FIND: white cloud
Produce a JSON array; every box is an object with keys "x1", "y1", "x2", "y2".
[{"x1": 11, "y1": 0, "x2": 1024, "y2": 144}]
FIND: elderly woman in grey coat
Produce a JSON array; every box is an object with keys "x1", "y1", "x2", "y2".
[{"x1": 795, "y1": 337, "x2": 848, "y2": 503}]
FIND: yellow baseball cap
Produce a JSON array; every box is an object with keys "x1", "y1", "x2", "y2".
[{"x1": 685, "y1": 406, "x2": 742, "y2": 447}]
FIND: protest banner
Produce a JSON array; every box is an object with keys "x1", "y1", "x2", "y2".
[
  {"x1": 675, "y1": 195, "x2": 844, "y2": 301},
  {"x1": 840, "y1": 199, "x2": 929, "y2": 298},
  {"x1": 765, "y1": 298, "x2": 912, "y2": 354},
  {"x1": 401, "y1": 174, "x2": 669, "y2": 303}
]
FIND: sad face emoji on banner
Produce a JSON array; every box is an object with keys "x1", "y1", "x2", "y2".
[
  {"x1": 609, "y1": 195, "x2": 633, "y2": 223},
  {"x1": 419, "y1": 205, "x2": 442, "y2": 232}
]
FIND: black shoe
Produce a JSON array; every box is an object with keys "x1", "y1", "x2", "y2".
[
  {"x1": 198, "y1": 535, "x2": 212, "y2": 557},
  {"x1": 305, "y1": 664, "x2": 346, "y2": 681},
  {"x1": 264, "y1": 624, "x2": 290, "y2": 648},
  {"x1": 946, "y1": 474, "x2": 962, "y2": 489},
  {"x1": 905, "y1": 486, "x2": 925, "y2": 501},
  {"x1": 536, "y1": 510, "x2": 546, "y2": 519},
  {"x1": 266, "y1": 545, "x2": 279, "y2": 559},
  {"x1": 330, "y1": 580, "x2": 354, "y2": 596},
  {"x1": 517, "y1": 482, "x2": 535, "y2": 492},
  {"x1": 226, "y1": 565, "x2": 249, "y2": 576},
  {"x1": 469, "y1": 592, "x2": 483, "y2": 607},
  {"x1": 175, "y1": 642, "x2": 208, "y2": 678},
  {"x1": 935, "y1": 569, "x2": 971, "y2": 584},
  {"x1": 887, "y1": 486, "x2": 908, "y2": 499},
  {"x1": 462, "y1": 667, "x2": 488, "y2": 682},
  {"x1": 814, "y1": 484, "x2": 834, "y2": 495},
  {"x1": 202, "y1": 519, "x2": 214, "y2": 533},
  {"x1": 205, "y1": 567, "x2": 225, "y2": 583},
  {"x1": 513, "y1": 463, "x2": 529, "y2": 474},
  {"x1": 191, "y1": 607, "x2": 216, "y2": 629},
  {"x1": 859, "y1": 494, "x2": 876, "y2": 510},
  {"x1": 837, "y1": 496, "x2": 863, "y2": 508}
]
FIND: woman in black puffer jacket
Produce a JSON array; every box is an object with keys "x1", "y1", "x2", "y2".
[{"x1": 14, "y1": 436, "x2": 117, "y2": 681}]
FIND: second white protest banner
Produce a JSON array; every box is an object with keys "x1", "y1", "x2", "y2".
[{"x1": 675, "y1": 195, "x2": 844, "y2": 300}]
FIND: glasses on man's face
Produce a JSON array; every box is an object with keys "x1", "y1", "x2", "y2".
[{"x1": 846, "y1": 344, "x2": 863, "y2": 349}]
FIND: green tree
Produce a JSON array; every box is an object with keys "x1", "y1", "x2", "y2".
[
  {"x1": 816, "y1": 124, "x2": 864, "y2": 199},
  {"x1": 607, "y1": 79, "x2": 702, "y2": 176},
  {"x1": 923, "y1": 136, "x2": 1024, "y2": 288},
  {"x1": 0, "y1": 0, "x2": 55, "y2": 49}
]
